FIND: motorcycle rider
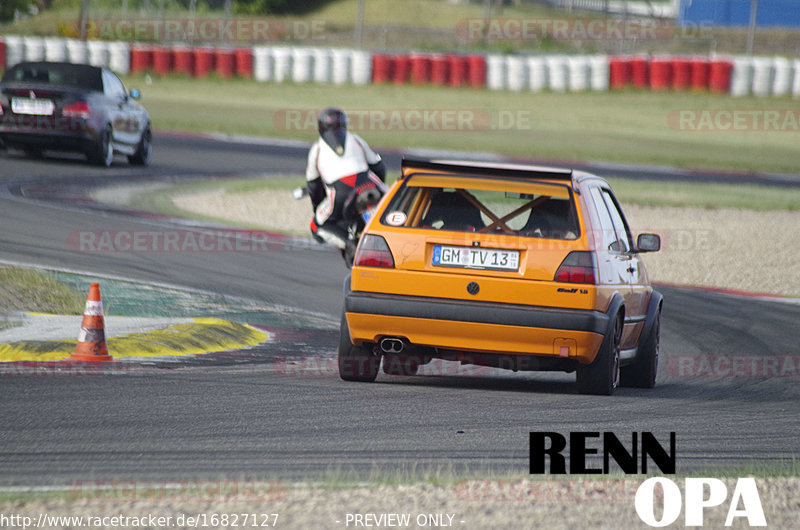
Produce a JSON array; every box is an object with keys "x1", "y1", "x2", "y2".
[{"x1": 305, "y1": 107, "x2": 386, "y2": 251}]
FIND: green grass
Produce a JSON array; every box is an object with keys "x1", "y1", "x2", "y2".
[
  {"x1": 126, "y1": 76, "x2": 800, "y2": 175},
  {"x1": 0, "y1": 267, "x2": 86, "y2": 315},
  {"x1": 606, "y1": 178, "x2": 800, "y2": 211},
  {"x1": 2, "y1": 0, "x2": 796, "y2": 54}
]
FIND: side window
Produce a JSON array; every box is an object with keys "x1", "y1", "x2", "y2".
[
  {"x1": 102, "y1": 70, "x2": 127, "y2": 99},
  {"x1": 589, "y1": 187, "x2": 620, "y2": 252},
  {"x1": 601, "y1": 190, "x2": 633, "y2": 253}
]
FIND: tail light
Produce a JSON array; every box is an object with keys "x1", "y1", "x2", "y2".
[
  {"x1": 555, "y1": 251, "x2": 596, "y2": 284},
  {"x1": 62, "y1": 101, "x2": 90, "y2": 119},
  {"x1": 354, "y1": 234, "x2": 395, "y2": 268}
]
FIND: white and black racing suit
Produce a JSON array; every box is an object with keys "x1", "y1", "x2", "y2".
[{"x1": 305, "y1": 132, "x2": 386, "y2": 249}]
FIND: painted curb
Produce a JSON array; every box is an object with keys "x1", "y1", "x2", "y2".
[{"x1": 0, "y1": 317, "x2": 269, "y2": 362}]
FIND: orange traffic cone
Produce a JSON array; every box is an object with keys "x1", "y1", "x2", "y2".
[{"x1": 71, "y1": 282, "x2": 112, "y2": 362}]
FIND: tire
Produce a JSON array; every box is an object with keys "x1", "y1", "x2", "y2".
[
  {"x1": 620, "y1": 309, "x2": 660, "y2": 388},
  {"x1": 337, "y1": 312, "x2": 380, "y2": 382},
  {"x1": 577, "y1": 313, "x2": 622, "y2": 395},
  {"x1": 382, "y1": 354, "x2": 420, "y2": 376},
  {"x1": 342, "y1": 239, "x2": 357, "y2": 269},
  {"x1": 128, "y1": 126, "x2": 152, "y2": 166},
  {"x1": 88, "y1": 125, "x2": 113, "y2": 167}
]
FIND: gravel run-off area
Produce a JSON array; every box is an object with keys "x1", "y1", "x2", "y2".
[{"x1": 173, "y1": 188, "x2": 800, "y2": 298}]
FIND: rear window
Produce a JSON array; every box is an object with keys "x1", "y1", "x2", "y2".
[
  {"x1": 381, "y1": 174, "x2": 580, "y2": 240},
  {"x1": 1, "y1": 63, "x2": 103, "y2": 91}
]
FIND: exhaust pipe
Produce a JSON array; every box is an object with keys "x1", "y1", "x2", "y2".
[{"x1": 380, "y1": 338, "x2": 405, "y2": 354}]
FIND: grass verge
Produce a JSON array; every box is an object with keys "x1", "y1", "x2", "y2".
[
  {"x1": 0, "y1": 267, "x2": 85, "y2": 315},
  {"x1": 126, "y1": 77, "x2": 800, "y2": 175},
  {"x1": 2, "y1": 0, "x2": 796, "y2": 55}
]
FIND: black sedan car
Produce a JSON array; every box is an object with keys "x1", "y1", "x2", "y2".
[{"x1": 0, "y1": 61, "x2": 151, "y2": 166}]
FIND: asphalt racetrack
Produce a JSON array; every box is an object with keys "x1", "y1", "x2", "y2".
[{"x1": 1, "y1": 133, "x2": 799, "y2": 485}]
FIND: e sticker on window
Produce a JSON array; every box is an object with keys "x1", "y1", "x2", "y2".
[{"x1": 385, "y1": 211, "x2": 407, "y2": 226}]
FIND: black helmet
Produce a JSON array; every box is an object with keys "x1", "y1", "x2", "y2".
[{"x1": 318, "y1": 107, "x2": 348, "y2": 155}]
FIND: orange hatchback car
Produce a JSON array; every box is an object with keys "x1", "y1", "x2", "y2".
[{"x1": 339, "y1": 158, "x2": 663, "y2": 395}]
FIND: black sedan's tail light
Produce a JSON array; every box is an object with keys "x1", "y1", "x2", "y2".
[{"x1": 62, "y1": 101, "x2": 90, "y2": 119}]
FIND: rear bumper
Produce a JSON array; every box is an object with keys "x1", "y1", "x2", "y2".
[
  {"x1": 345, "y1": 283, "x2": 608, "y2": 363},
  {"x1": 0, "y1": 120, "x2": 96, "y2": 152}
]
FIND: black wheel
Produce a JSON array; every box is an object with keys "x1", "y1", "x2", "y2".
[
  {"x1": 342, "y1": 239, "x2": 357, "y2": 268},
  {"x1": 128, "y1": 125, "x2": 152, "y2": 166},
  {"x1": 620, "y1": 309, "x2": 660, "y2": 388},
  {"x1": 88, "y1": 125, "x2": 113, "y2": 167},
  {"x1": 577, "y1": 313, "x2": 622, "y2": 395},
  {"x1": 337, "y1": 313, "x2": 380, "y2": 382},
  {"x1": 382, "y1": 354, "x2": 420, "y2": 376}
]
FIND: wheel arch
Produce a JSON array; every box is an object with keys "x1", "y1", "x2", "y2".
[{"x1": 637, "y1": 289, "x2": 663, "y2": 350}]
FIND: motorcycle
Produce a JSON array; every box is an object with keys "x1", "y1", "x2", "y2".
[{"x1": 294, "y1": 177, "x2": 385, "y2": 267}]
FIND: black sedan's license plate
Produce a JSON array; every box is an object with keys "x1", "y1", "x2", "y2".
[
  {"x1": 432, "y1": 245, "x2": 520, "y2": 271},
  {"x1": 11, "y1": 97, "x2": 55, "y2": 116}
]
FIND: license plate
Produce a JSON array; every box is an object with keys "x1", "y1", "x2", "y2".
[
  {"x1": 432, "y1": 245, "x2": 520, "y2": 271},
  {"x1": 11, "y1": 98, "x2": 55, "y2": 116}
]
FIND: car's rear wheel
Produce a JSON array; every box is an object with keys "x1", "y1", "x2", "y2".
[
  {"x1": 577, "y1": 313, "x2": 622, "y2": 395},
  {"x1": 338, "y1": 313, "x2": 380, "y2": 382},
  {"x1": 88, "y1": 125, "x2": 113, "y2": 167},
  {"x1": 620, "y1": 309, "x2": 660, "y2": 388},
  {"x1": 382, "y1": 354, "x2": 420, "y2": 376},
  {"x1": 128, "y1": 125, "x2": 152, "y2": 166}
]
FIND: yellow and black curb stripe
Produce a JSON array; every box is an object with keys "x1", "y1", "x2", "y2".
[{"x1": 0, "y1": 318, "x2": 269, "y2": 362}]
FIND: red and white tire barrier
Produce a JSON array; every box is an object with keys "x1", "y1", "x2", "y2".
[{"x1": 1, "y1": 35, "x2": 798, "y2": 97}]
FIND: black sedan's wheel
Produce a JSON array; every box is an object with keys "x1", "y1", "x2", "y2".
[
  {"x1": 620, "y1": 309, "x2": 660, "y2": 388},
  {"x1": 128, "y1": 126, "x2": 152, "y2": 166},
  {"x1": 338, "y1": 313, "x2": 380, "y2": 382},
  {"x1": 577, "y1": 313, "x2": 622, "y2": 395},
  {"x1": 88, "y1": 126, "x2": 113, "y2": 167}
]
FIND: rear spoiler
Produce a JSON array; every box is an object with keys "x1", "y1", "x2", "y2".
[{"x1": 400, "y1": 157, "x2": 574, "y2": 181}]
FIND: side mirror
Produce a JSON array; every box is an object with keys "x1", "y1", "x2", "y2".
[
  {"x1": 129, "y1": 88, "x2": 141, "y2": 100},
  {"x1": 636, "y1": 233, "x2": 661, "y2": 253}
]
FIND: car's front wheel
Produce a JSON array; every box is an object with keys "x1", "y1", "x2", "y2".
[
  {"x1": 338, "y1": 313, "x2": 380, "y2": 382},
  {"x1": 128, "y1": 125, "x2": 152, "y2": 166},
  {"x1": 620, "y1": 309, "x2": 660, "y2": 388},
  {"x1": 88, "y1": 125, "x2": 113, "y2": 167},
  {"x1": 577, "y1": 313, "x2": 622, "y2": 395}
]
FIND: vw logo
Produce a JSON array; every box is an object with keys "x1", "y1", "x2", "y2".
[{"x1": 466, "y1": 282, "x2": 480, "y2": 295}]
